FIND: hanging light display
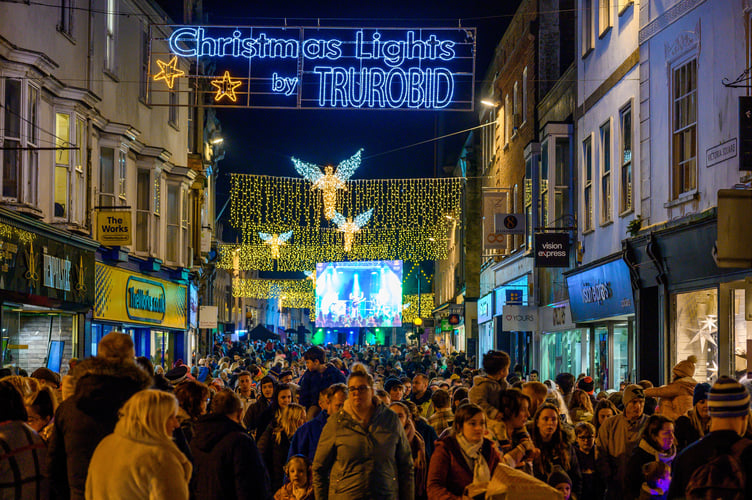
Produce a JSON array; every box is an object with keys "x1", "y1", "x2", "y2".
[
  {"x1": 292, "y1": 149, "x2": 363, "y2": 220},
  {"x1": 259, "y1": 230, "x2": 293, "y2": 259},
  {"x1": 333, "y1": 208, "x2": 373, "y2": 252}
]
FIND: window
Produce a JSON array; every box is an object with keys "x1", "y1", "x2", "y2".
[
  {"x1": 600, "y1": 121, "x2": 612, "y2": 223},
  {"x1": 582, "y1": 0, "x2": 594, "y2": 55},
  {"x1": 99, "y1": 148, "x2": 115, "y2": 206},
  {"x1": 618, "y1": 0, "x2": 634, "y2": 15},
  {"x1": 3, "y1": 79, "x2": 22, "y2": 199},
  {"x1": 166, "y1": 184, "x2": 180, "y2": 263},
  {"x1": 672, "y1": 59, "x2": 697, "y2": 199},
  {"x1": 136, "y1": 170, "x2": 150, "y2": 253},
  {"x1": 505, "y1": 94, "x2": 511, "y2": 144},
  {"x1": 26, "y1": 85, "x2": 39, "y2": 206},
  {"x1": 118, "y1": 150, "x2": 126, "y2": 203},
  {"x1": 583, "y1": 136, "x2": 593, "y2": 231},
  {"x1": 182, "y1": 189, "x2": 190, "y2": 266},
  {"x1": 140, "y1": 29, "x2": 149, "y2": 101},
  {"x1": 513, "y1": 81, "x2": 519, "y2": 132},
  {"x1": 105, "y1": 0, "x2": 117, "y2": 74},
  {"x1": 674, "y1": 288, "x2": 718, "y2": 383},
  {"x1": 522, "y1": 67, "x2": 528, "y2": 126},
  {"x1": 599, "y1": 0, "x2": 611, "y2": 35},
  {"x1": 58, "y1": 0, "x2": 73, "y2": 35},
  {"x1": 541, "y1": 140, "x2": 549, "y2": 228},
  {"x1": 554, "y1": 138, "x2": 570, "y2": 225},
  {"x1": 153, "y1": 173, "x2": 161, "y2": 254},
  {"x1": 168, "y1": 90, "x2": 178, "y2": 126},
  {"x1": 620, "y1": 104, "x2": 633, "y2": 213},
  {"x1": 55, "y1": 113, "x2": 71, "y2": 217},
  {"x1": 525, "y1": 156, "x2": 533, "y2": 248},
  {"x1": 73, "y1": 116, "x2": 86, "y2": 224}
]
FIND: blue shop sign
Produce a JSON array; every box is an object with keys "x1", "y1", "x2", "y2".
[{"x1": 566, "y1": 259, "x2": 634, "y2": 322}]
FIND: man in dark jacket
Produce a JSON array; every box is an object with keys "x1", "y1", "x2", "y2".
[
  {"x1": 288, "y1": 383, "x2": 347, "y2": 462},
  {"x1": 243, "y1": 375, "x2": 276, "y2": 439},
  {"x1": 191, "y1": 389, "x2": 272, "y2": 500},
  {"x1": 299, "y1": 346, "x2": 345, "y2": 417},
  {"x1": 48, "y1": 332, "x2": 151, "y2": 500}
]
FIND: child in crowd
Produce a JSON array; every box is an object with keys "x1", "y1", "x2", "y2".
[
  {"x1": 638, "y1": 461, "x2": 670, "y2": 499},
  {"x1": 547, "y1": 467, "x2": 573, "y2": 500},
  {"x1": 274, "y1": 455, "x2": 313, "y2": 500},
  {"x1": 574, "y1": 421, "x2": 604, "y2": 500}
]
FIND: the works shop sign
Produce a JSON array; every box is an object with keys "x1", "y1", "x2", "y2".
[{"x1": 534, "y1": 233, "x2": 570, "y2": 267}]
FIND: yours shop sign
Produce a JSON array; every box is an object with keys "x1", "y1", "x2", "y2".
[{"x1": 501, "y1": 305, "x2": 537, "y2": 331}]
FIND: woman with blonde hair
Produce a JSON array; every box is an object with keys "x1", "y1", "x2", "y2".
[
  {"x1": 259, "y1": 403, "x2": 307, "y2": 492},
  {"x1": 85, "y1": 389, "x2": 191, "y2": 500},
  {"x1": 568, "y1": 388, "x2": 594, "y2": 423}
]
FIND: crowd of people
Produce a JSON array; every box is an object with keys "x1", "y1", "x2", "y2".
[{"x1": 2, "y1": 334, "x2": 752, "y2": 499}]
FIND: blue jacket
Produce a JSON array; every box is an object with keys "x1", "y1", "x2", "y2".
[
  {"x1": 299, "y1": 364, "x2": 346, "y2": 409},
  {"x1": 288, "y1": 410, "x2": 328, "y2": 463}
]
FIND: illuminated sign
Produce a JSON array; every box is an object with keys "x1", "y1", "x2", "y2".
[
  {"x1": 43, "y1": 254, "x2": 71, "y2": 292},
  {"x1": 150, "y1": 25, "x2": 476, "y2": 110}
]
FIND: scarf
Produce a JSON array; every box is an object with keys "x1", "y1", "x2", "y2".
[
  {"x1": 637, "y1": 438, "x2": 676, "y2": 464},
  {"x1": 456, "y1": 433, "x2": 491, "y2": 484},
  {"x1": 686, "y1": 408, "x2": 709, "y2": 438}
]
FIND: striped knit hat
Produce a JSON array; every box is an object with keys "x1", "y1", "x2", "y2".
[{"x1": 708, "y1": 376, "x2": 750, "y2": 418}]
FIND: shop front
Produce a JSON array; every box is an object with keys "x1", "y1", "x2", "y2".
[
  {"x1": 478, "y1": 293, "x2": 494, "y2": 356},
  {"x1": 538, "y1": 302, "x2": 589, "y2": 384},
  {"x1": 0, "y1": 208, "x2": 97, "y2": 374},
  {"x1": 93, "y1": 262, "x2": 188, "y2": 368},
  {"x1": 494, "y1": 275, "x2": 532, "y2": 374},
  {"x1": 565, "y1": 257, "x2": 636, "y2": 391}
]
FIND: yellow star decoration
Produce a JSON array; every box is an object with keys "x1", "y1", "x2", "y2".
[
  {"x1": 153, "y1": 56, "x2": 185, "y2": 89},
  {"x1": 211, "y1": 71, "x2": 242, "y2": 102}
]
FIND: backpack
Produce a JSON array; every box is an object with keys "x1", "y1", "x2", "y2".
[{"x1": 685, "y1": 438, "x2": 752, "y2": 500}]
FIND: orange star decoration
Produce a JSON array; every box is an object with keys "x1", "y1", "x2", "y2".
[
  {"x1": 153, "y1": 56, "x2": 185, "y2": 89},
  {"x1": 211, "y1": 71, "x2": 242, "y2": 102}
]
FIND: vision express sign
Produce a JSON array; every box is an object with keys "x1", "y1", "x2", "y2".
[{"x1": 534, "y1": 233, "x2": 570, "y2": 267}]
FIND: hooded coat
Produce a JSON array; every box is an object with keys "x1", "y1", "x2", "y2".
[
  {"x1": 644, "y1": 356, "x2": 698, "y2": 421},
  {"x1": 468, "y1": 375, "x2": 507, "y2": 422},
  {"x1": 48, "y1": 357, "x2": 152, "y2": 500},
  {"x1": 190, "y1": 413, "x2": 272, "y2": 500}
]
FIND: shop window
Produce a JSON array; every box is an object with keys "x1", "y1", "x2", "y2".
[
  {"x1": 540, "y1": 330, "x2": 586, "y2": 384},
  {"x1": 733, "y1": 289, "x2": 752, "y2": 379},
  {"x1": 2, "y1": 305, "x2": 76, "y2": 374},
  {"x1": 671, "y1": 59, "x2": 697, "y2": 199},
  {"x1": 675, "y1": 288, "x2": 718, "y2": 383}
]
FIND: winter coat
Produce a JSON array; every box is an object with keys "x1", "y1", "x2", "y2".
[
  {"x1": 576, "y1": 446, "x2": 606, "y2": 500},
  {"x1": 596, "y1": 413, "x2": 648, "y2": 500},
  {"x1": 674, "y1": 407, "x2": 709, "y2": 451},
  {"x1": 643, "y1": 377, "x2": 697, "y2": 421},
  {"x1": 288, "y1": 410, "x2": 328, "y2": 463},
  {"x1": 48, "y1": 357, "x2": 152, "y2": 500},
  {"x1": 312, "y1": 400, "x2": 414, "y2": 500},
  {"x1": 273, "y1": 483, "x2": 314, "y2": 500},
  {"x1": 243, "y1": 395, "x2": 271, "y2": 438},
  {"x1": 426, "y1": 434, "x2": 501, "y2": 500},
  {"x1": 299, "y1": 363, "x2": 346, "y2": 409},
  {"x1": 84, "y1": 423, "x2": 192, "y2": 500},
  {"x1": 190, "y1": 413, "x2": 272, "y2": 500},
  {"x1": 0, "y1": 421, "x2": 48, "y2": 500},
  {"x1": 624, "y1": 439, "x2": 676, "y2": 500},
  {"x1": 468, "y1": 375, "x2": 507, "y2": 421},
  {"x1": 258, "y1": 423, "x2": 293, "y2": 493}
]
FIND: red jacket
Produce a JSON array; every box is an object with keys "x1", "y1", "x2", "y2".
[{"x1": 427, "y1": 434, "x2": 501, "y2": 500}]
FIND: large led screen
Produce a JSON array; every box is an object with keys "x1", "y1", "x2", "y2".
[{"x1": 316, "y1": 260, "x2": 402, "y2": 328}]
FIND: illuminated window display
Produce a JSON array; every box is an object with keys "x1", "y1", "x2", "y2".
[{"x1": 674, "y1": 288, "x2": 718, "y2": 383}]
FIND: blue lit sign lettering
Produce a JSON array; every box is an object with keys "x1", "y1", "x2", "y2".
[{"x1": 155, "y1": 25, "x2": 476, "y2": 110}]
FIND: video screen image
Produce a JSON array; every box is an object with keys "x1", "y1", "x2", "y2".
[{"x1": 315, "y1": 260, "x2": 403, "y2": 328}]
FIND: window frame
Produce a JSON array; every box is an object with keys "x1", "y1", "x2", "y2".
[
  {"x1": 105, "y1": 0, "x2": 118, "y2": 76},
  {"x1": 670, "y1": 57, "x2": 698, "y2": 201},
  {"x1": 583, "y1": 135, "x2": 593, "y2": 233},
  {"x1": 54, "y1": 111, "x2": 72, "y2": 219},
  {"x1": 58, "y1": 0, "x2": 74, "y2": 37},
  {"x1": 521, "y1": 67, "x2": 528, "y2": 127},
  {"x1": 600, "y1": 119, "x2": 612, "y2": 224},
  {"x1": 582, "y1": 0, "x2": 594, "y2": 56},
  {"x1": 598, "y1": 0, "x2": 611, "y2": 37},
  {"x1": 166, "y1": 182, "x2": 181, "y2": 264},
  {"x1": 619, "y1": 102, "x2": 633, "y2": 215}
]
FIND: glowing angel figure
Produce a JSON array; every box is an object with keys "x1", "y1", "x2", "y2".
[
  {"x1": 291, "y1": 149, "x2": 363, "y2": 220},
  {"x1": 333, "y1": 208, "x2": 373, "y2": 252},
  {"x1": 259, "y1": 230, "x2": 293, "y2": 259}
]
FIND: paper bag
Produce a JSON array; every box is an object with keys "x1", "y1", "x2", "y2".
[{"x1": 484, "y1": 464, "x2": 565, "y2": 500}]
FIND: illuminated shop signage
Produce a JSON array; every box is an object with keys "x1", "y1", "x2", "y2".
[
  {"x1": 566, "y1": 259, "x2": 634, "y2": 322},
  {"x1": 126, "y1": 277, "x2": 166, "y2": 323},
  {"x1": 152, "y1": 25, "x2": 476, "y2": 110}
]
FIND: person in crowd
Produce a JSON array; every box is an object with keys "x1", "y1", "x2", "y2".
[
  {"x1": 497, "y1": 388, "x2": 537, "y2": 470},
  {"x1": 468, "y1": 350, "x2": 509, "y2": 432},
  {"x1": 256, "y1": 382, "x2": 295, "y2": 439},
  {"x1": 25, "y1": 384, "x2": 57, "y2": 444},
  {"x1": 259, "y1": 403, "x2": 307, "y2": 493},
  {"x1": 451, "y1": 387, "x2": 469, "y2": 413},
  {"x1": 426, "y1": 403, "x2": 501, "y2": 500},
  {"x1": 244, "y1": 375, "x2": 277, "y2": 438},
  {"x1": 555, "y1": 373, "x2": 576, "y2": 408},
  {"x1": 390, "y1": 402, "x2": 427, "y2": 500},
  {"x1": 674, "y1": 382, "x2": 711, "y2": 451},
  {"x1": 375, "y1": 388, "x2": 391, "y2": 405},
  {"x1": 547, "y1": 467, "x2": 573, "y2": 500},
  {"x1": 639, "y1": 461, "x2": 671, "y2": 499},
  {"x1": 529, "y1": 370, "x2": 539, "y2": 382},
  {"x1": 49, "y1": 331, "x2": 152, "y2": 500},
  {"x1": 288, "y1": 384, "x2": 347, "y2": 462},
  {"x1": 428, "y1": 389, "x2": 454, "y2": 435},
  {"x1": 385, "y1": 377, "x2": 405, "y2": 402},
  {"x1": 522, "y1": 381, "x2": 548, "y2": 417},
  {"x1": 574, "y1": 421, "x2": 605, "y2": 500},
  {"x1": 410, "y1": 373, "x2": 433, "y2": 418},
  {"x1": 644, "y1": 356, "x2": 698, "y2": 420},
  {"x1": 637, "y1": 380, "x2": 659, "y2": 416},
  {"x1": 235, "y1": 370, "x2": 256, "y2": 419},
  {"x1": 313, "y1": 363, "x2": 414, "y2": 500},
  {"x1": 546, "y1": 389, "x2": 574, "y2": 428},
  {"x1": 668, "y1": 376, "x2": 752, "y2": 499},
  {"x1": 85, "y1": 389, "x2": 191, "y2": 500},
  {"x1": 577, "y1": 375, "x2": 597, "y2": 407},
  {"x1": 299, "y1": 346, "x2": 346, "y2": 418},
  {"x1": 404, "y1": 399, "x2": 439, "y2": 463},
  {"x1": 0, "y1": 380, "x2": 48, "y2": 499},
  {"x1": 625, "y1": 414, "x2": 676, "y2": 499},
  {"x1": 174, "y1": 379, "x2": 210, "y2": 444},
  {"x1": 274, "y1": 455, "x2": 314, "y2": 500},
  {"x1": 279, "y1": 370, "x2": 294, "y2": 385},
  {"x1": 597, "y1": 384, "x2": 649, "y2": 500},
  {"x1": 528, "y1": 402, "x2": 582, "y2": 497},
  {"x1": 191, "y1": 389, "x2": 272, "y2": 500},
  {"x1": 594, "y1": 398, "x2": 621, "y2": 436},
  {"x1": 568, "y1": 388, "x2": 595, "y2": 423}
]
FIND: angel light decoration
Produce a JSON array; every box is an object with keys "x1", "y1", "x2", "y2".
[
  {"x1": 333, "y1": 208, "x2": 373, "y2": 252},
  {"x1": 292, "y1": 149, "x2": 363, "y2": 220},
  {"x1": 259, "y1": 230, "x2": 293, "y2": 259}
]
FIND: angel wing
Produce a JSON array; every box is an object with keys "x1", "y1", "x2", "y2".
[
  {"x1": 354, "y1": 208, "x2": 374, "y2": 228},
  {"x1": 332, "y1": 211, "x2": 347, "y2": 228},
  {"x1": 291, "y1": 157, "x2": 324, "y2": 183},
  {"x1": 334, "y1": 148, "x2": 363, "y2": 182},
  {"x1": 278, "y1": 230, "x2": 294, "y2": 243},
  {"x1": 303, "y1": 270, "x2": 313, "y2": 278},
  {"x1": 258, "y1": 232, "x2": 273, "y2": 242}
]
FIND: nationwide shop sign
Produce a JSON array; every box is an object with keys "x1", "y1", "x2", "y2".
[
  {"x1": 96, "y1": 210, "x2": 132, "y2": 246},
  {"x1": 501, "y1": 305, "x2": 537, "y2": 331},
  {"x1": 534, "y1": 233, "x2": 570, "y2": 267}
]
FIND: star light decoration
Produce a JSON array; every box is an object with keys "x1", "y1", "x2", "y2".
[
  {"x1": 258, "y1": 230, "x2": 293, "y2": 259},
  {"x1": 688, "y1": 314, "x2": 718, "y2": 352},
  {"x1": 292, "y1": 149, "x2": 363, "y2": 220},
  {"x1": 332, "y1": 208, "x2": 373, "y2": 252},
  {"x1": 153, "y1": 56, "x2": 185, "y2": 89},
  {"x1": 211, "y1": 71, "x2": 242, "y2": 102}
]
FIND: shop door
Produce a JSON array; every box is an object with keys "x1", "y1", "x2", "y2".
[
  {"x1": 731, "y1": 286, "x2": 752, "y2": 379},
  {"x1": 613, "y1": 323, "x2": 630, "y2": 387},
  {"x1": 593, "y1": 327, "x2": 609, "y2": 391},
  {"x1": 151, "y1": 330, "x2": 172, "y2": 369}
]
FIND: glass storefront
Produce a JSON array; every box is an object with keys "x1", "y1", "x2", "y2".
[
  {"x1": 540, "y1": 329, "x2": 587, "y2": 382},
  {"x1": 733, "y1": 288, "x2": 751, "y2": 378},
  {"x1": 674, "y1": 288, "x2": 718, "y2": 383}
]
